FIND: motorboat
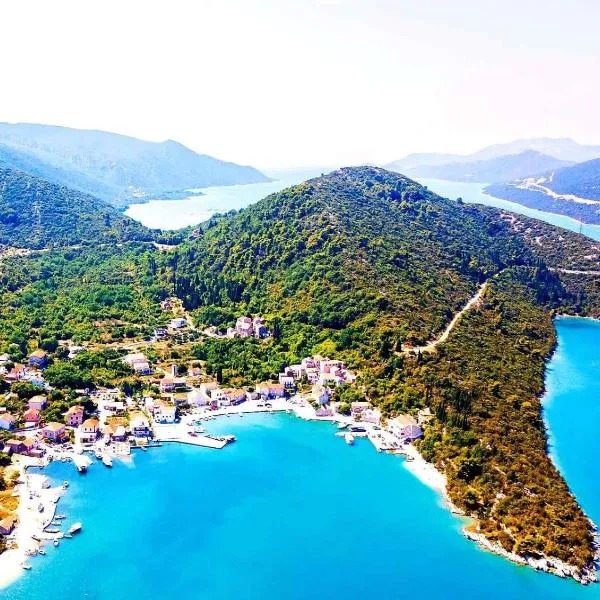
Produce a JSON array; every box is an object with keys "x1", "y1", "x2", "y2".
[
  {"x1": 345, "y1": 433, "x2": 355, "y2": 445},
  {"x1": 102, "y1": 455, "x2": 113, "y2": 468},
  {"x1": 68, "y1": 522, "x2": 82, "y2": 535}
]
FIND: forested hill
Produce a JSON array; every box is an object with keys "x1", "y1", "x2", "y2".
[
  {"x1": 157, "y1": 166, "x2": 598, "y2": 577},
  {"x1": 0, "y1": 166, "x2": 598, "y2": 578},
  {"x1": 168, "y1": 166, "x2": 536, "y2": 344},
  {"x1": 0, "y1": 123, "x2": 270, "y2": 206},
  {"x1": 0, "y1": 167, "x2": 153, "y2": 248}
]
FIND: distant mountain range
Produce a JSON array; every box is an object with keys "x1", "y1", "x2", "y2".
[
  {"x1": 0, "y1": 167, "x2": 152, "y2": 248},
  {"x1": 485, "y1": 158, "x2": 600, "y2": 224},
  {"x1": 395, "y1": 150, "x2": 572, "y2": 184},
  {"x1": 386, "y1": 137, "x2": 600, "y2": 174},
  {"x1": 0, "y1": 123, "x2": 269, "y2": 207}
]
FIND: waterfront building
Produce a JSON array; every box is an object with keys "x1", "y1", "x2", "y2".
[
  {"x1": 113, "y1": 425, "x2": 127, "y2": 441},
  {"x1": 78, "y1": 418, "x2": 100, "y2": 444},
  {"x1": 311, "y1": 384, "x2": 332, "y2": 405},
  {"x1": 154, "y1": 401, "x2": 177, "y2": 424},
  {"x1": 42, "y1": 422, "x2": 67, "y2": 441},
  {"x1": 65, "y1": 405, "x2": 85, "y2": 426},
  {"x1": 388, "y1": 415, "x2": 423, "y2": 441},
  {"x1": 130, "y1": 413, "x2": 151, "y2": 437},
  {"x1": 256, "y1": 382, "x2": 286, "y2": 399}
]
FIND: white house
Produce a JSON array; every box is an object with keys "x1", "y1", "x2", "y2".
[
  {"x1": 311, "y1": 384, "x2": 331, "y2": 405},
  {"x1": 388, "y1": 415, "x2": 423, "y2": 441},
  {"x1": 154, "y1": 401, "x2": 176, "y2": 424},
  {"x1": 278, "y1": 373, "x2": 296, "y2": 389},
  {"x1": 28, "y1": 395, "x2": 47, "y2": 411},
  {"x1": 123, "y1": 353, "x2": 153, "y2": 375},
  {"x1": 188, "y1": 388, "x2": 207, "y2": 406},
  {"x1": 130, "y1": 413, "x2": 151, "y2": 437},
  {"x1": 170, "y1": 318, "x2": 187, "y2": 329},
  {"x1": 78, "y1": 418, "x2": 100, "y2": 444},
  {"x1": 199, "y1": 381, "x2": 218, "y2": 396}
]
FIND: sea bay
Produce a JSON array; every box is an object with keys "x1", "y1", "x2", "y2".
[
  {"x1": 4, "y1": 317, "x2": 600, "y2": 599},
  {"x1": 125, "y1": 169, "x2": 600, "y2": 242}
]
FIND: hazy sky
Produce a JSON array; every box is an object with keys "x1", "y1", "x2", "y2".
[{"x1": 1, "y1": 0, "x2": 599, "y2": 168}]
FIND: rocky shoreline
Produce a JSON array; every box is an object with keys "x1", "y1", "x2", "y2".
[{"x1": 464, "y1": 529, "x2": 598, "y2": 585}]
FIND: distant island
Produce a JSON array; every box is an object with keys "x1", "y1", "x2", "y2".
[
  {"x1": 393, "y1": 150, "x2": 571, "y2": 184},
  {"x1": 485, "y1": 158, "x2": 600, "y2": 225},
  {"x1": 386, "y1": 137, "x2": 600, "y2": 174},
  {"x1": 0, "y1": 123, "x2": 270, "y2": 207},
  {"x1": 386, "y1": 138, "x2": 600, "y2": 225}
]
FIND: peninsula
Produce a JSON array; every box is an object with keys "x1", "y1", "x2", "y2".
[{"x1": 0, "y1": 167, "x2": 599, "y2": 586}]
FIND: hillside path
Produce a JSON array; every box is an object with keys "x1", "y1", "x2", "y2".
[{"x1": 400, "y1": 281, "x2": 488, "y2": 355}]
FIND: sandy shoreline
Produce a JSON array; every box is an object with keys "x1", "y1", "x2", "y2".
[{"x1": 0, "y1": 463, "x2": 65, "y2": 590}]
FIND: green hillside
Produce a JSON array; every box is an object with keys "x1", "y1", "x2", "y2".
[
  {"x1": 0, "y1": 123, "x2": 270, "y2": 206},
  {"x1": 0, "y1": 167, "x2": 153, "y2": 248},
  {"x1": 0, "y1": 166, "x2": 598, "y2": 578}
]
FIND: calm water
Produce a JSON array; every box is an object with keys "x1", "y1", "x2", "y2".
[
  {"x1": 125, "y1": 168, "x2": 600, "y2": 241},
  {"x1": 4, "y1": 319, "x2": 600, "y2": 600},
  {"x1": 417, "y1": 178, "x2": 600, "y2": 242},
  {"x1": 125, "y1": 167, "x2": 333, "y2": 229}
]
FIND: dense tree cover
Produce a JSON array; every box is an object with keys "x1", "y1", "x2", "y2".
[
  {"x1": 0, "y1": 167, "x2": 153, "y2": 248},
  {"x1": 0, "y1": 245, "x2": 169, "y2": 356},
  {"x1": 0, "y1": 166, "x2": 599, "y2": 573},
  {"x1": 162, "y1": 167, "x2": 538, "y2": 346},
  {"x1": 384, "y1": 268, "x2": 594, "y2": 569}
]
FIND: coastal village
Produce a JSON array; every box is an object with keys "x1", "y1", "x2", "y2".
[{"x1": 0, "y1": 306, "x2": 436, "y2": 583}]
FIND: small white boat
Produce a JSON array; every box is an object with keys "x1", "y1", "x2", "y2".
[
  {"x1": 62, "y1": 481, "x2": 69, "y2": 489},
  {"x1": 38, "y1": 548, "x2": 46, "y2": 556},
  {"x1": 345, "y1": 433, "x2": 355, "y2": 445},
  {"x1": 338, "y1": 422, "x2": 348, "y2": 429},
  {"x1": 102, "y1": 455, "x2": 113, "y2": 468},
  {"x1": 53, "y1": 539, "x2": 59, "y2": 547},
  {"x1": 68, "y1": 522, "x2": 82, "y2": 535},
  {"x1": 21, "y1": 562, "x2": 32, "y2": 570},
  {"x1": 95, "y1": 449, "x2": 102, "y2": 460}
]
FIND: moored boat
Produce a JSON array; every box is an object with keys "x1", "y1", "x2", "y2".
[
  {"x1": 345, "y1": 433, "x2": 355, "y2": 445},
  {"x1": 21, "y1": 562, "x2": 32, "y2": 570},
  {"x1": 68, "y1": 522, "x2": 82, "y2": 535},
  {"x1": 102, "y1": 455, "x2": 113, "y2": 468}
]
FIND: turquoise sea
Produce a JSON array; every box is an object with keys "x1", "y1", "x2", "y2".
[{"x1": 4, "y1": 317, "x2": 600, "y2": 599}]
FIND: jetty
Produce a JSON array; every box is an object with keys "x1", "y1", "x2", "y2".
[{"x1": 157, "y1": 434, "x2": 231, "y2": 449}]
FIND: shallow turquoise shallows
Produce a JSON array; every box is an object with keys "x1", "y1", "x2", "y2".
[{"x1": 4, "y1": 318, "x2": 600, "y2": 599}]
